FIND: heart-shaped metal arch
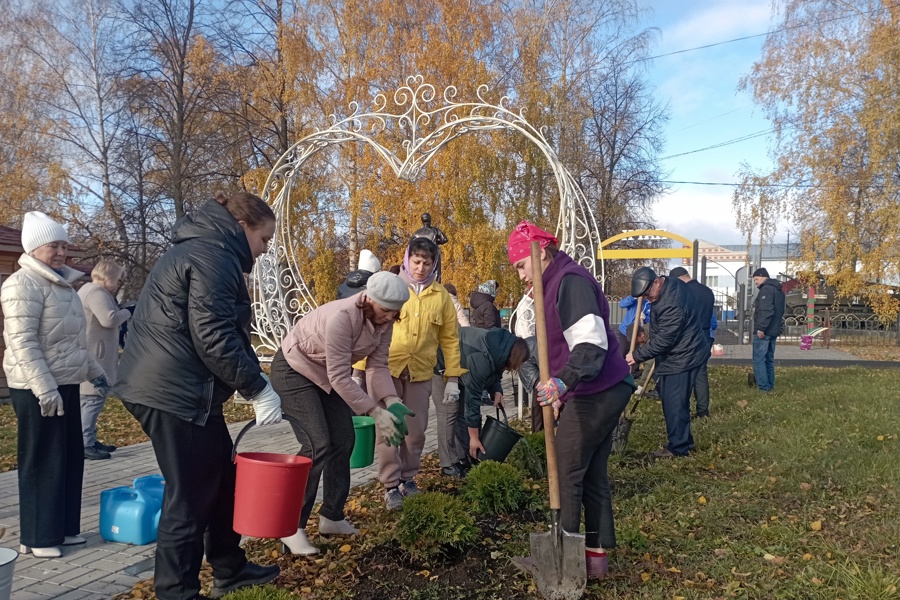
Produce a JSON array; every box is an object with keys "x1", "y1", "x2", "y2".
[{"x1": 251, "y1": 75, "x2": 604, "y2": 355}]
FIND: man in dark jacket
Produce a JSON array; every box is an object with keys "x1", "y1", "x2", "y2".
[
  {"x1": 469, "y1": 280, "x2": 501, "y2": 329},
  {"x1": 627, "y1": 267, "x2": 708, "y2": 457},
  {"x1": 751, "y1": 268, "x2": 785, "y2": 392},
  {"x1": 670, "y1": 267, "x2": 715, "y2": 417}
]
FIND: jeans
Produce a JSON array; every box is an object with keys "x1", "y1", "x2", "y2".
[
  {"x1": 80, "y1": 394, "x2": 107, "y2": 448},
  {"x1": 752, "y1": 335, "x2": 777, "y2": 391},
  {"x1": 657, "y1": 368, "x2": 700, "y2": 456}
]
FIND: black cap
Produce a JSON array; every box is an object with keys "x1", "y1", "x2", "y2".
[
  {"x1": 752, "y1": 267, "x2": 769, "y2": 278},
  {"x1": 631, "y1": 266, "x2": 657, "y2": 298},
  {"x1": 669, "y1": 266, "x2": 689, "y2": 278}
]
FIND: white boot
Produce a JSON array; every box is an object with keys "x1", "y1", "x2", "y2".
[
  {"x1": 318, "y1": 515, "x2": 358, "y2": 536},
  {"x1": 19, "y1": 545, "x2": 62, "y2": 558},
  {"x1": 280, "y1": 528, "x2": 319, "y2": 555}
]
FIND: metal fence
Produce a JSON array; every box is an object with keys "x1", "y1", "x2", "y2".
[{"x1": 607, "y1": 294, "x2": 900, "y2": 348}]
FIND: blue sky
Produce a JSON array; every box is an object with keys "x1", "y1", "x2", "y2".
[{"x1": 638, "y1": 0, "x2": 785, "y2": 246}]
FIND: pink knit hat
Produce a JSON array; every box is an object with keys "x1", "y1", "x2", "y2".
[{"x1": 507, "y1": 220, "x2": 558, "y2": 264}]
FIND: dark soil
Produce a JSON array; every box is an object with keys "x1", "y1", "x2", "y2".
[{"x1": 351, "y1": 510, "x2": 545, "y2": 600}]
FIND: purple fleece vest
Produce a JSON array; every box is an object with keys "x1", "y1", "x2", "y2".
[{"x1": 543, "y1": 252, "x2": 631, "y2": 396}]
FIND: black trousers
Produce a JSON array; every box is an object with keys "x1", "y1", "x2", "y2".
[
  {"x1": 11, "y1": 385, "x2": 83, "y2": 548},
  {"x1": 657, "y1": 367, "x2": 700, "y2": 456},
  {"x1": 125, "y1": 402, "x2": 245, "y2": 600},
  {"x1": 555, "y1": 380, "x2": 631, "y2": 549},
  {"x1": 692, "y1": 354, "x2": 711, "y2": 416},
  {"x1": 269, "y1": 350, "x2": 355, "y2": 528}
]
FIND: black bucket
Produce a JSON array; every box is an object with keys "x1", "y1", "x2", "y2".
[{"x1": 476, "y1": 406, "x2": 523, "y2": 463}]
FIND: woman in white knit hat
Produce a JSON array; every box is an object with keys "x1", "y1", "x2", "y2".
[
  {"x1": 1, "y1": 211, "x2": 110, "y2": 558},
  {"x1": 270, "y1": 271, "x2": 414, "y2": 555}
]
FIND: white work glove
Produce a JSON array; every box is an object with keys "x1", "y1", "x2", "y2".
[
  {"x1": 370, "y1": 406, "x2": 405, "y2": 447},
  {"x1": 38, "y1": 390, "x2": 65, "y2": 417},
  {"x1": 443, "y1": 380, "x2": 460, "y2": 406},
  {"x1": 351, "y1": 375, "x2": 363, "y2": 388},
  {"x1": 250, "y1": 377, "x2": 282, "y2": 426}
]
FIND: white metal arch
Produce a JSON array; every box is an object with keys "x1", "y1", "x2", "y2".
[{"x1": 252, "y1": 75, "x2": 603, "y2": 354}]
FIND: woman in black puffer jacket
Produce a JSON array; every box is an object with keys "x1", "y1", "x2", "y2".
[{"x1": 113, "y1": 193, "x2": 282, "y2": 600}]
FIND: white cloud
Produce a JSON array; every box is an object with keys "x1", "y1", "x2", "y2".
[{"x1": 661, "y1": 1, "x2": 773, "y2": 49}]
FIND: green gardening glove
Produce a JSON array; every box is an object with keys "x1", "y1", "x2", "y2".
[{"x1": 384, "y1": 396, "x2": 416, "y2": 438}]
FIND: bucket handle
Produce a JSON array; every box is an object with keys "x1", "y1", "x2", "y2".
[
  {"x1": 495, "y1": 405, "x2": 509, "y2": 426},
  {"x1": 232, "y1": 413, "x2": 316, "y2": 463}
]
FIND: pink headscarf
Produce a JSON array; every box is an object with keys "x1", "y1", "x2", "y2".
[{"x1": 507, "y1": 220, "x2": 558, "y2": 264}]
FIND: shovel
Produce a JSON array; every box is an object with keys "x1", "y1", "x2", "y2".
[
  {"x1": 512, "y1": 241, "x2": 586, "y2": 600},
  {"x1": 611, "y1": 360, "x2": 656, "y2": 454}
]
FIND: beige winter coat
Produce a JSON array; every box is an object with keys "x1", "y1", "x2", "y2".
[
  {"x1": 78, "y1": 282, "x2": 131, "y2": 395},
  {"x1": 1, "y1": 254, "x2": 104, "y2": 397}
]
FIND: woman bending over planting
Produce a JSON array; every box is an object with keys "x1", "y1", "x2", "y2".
[{"x1": 271, "y1": 272, "x2": 413, "y2": 555}]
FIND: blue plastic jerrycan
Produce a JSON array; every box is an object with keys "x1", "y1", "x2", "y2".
[{"x1": 100, "y1": 475, "x2": 166, "y2": 545}]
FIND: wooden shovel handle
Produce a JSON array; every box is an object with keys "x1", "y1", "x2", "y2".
[
  {"x1": 628, "y1": 296, "x2": 644, "y2": 354},
  {"x1": 530, "y1": 241, "x2": 561, "y2": 511}
]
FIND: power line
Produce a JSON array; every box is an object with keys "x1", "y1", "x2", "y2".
[
  {"x1": 638, "y1": 4, "x2": 894, "y2": 64},
  {"x1": 659, "y1": 128, "x2": 775, "y2": 160}
]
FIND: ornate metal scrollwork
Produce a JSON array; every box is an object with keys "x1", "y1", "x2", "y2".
[{"x1": 252, "y1": 75, "x2": 604, "y2": 354}]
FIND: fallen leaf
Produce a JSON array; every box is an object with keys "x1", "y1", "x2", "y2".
[
  {"x1": 417, "y1": 570, "x2": 430, "y2": 577},
  {"x1": 877, "y1": 435, "x2": 884, "y2": 441},
  {"x1": 714, "y1": 548, "x2": 729, "y2": 557},
  {"x1": 811, "y1": 577, "x2": 823, "y2": 585},
  {"x1": 698, "y1": 496, "x2": 708, "y2": 505},
  {"x1": 339, "y1": 544, "x2": 352, "y2": 553},
  {"x1": 801, "y1": 482, "x2": 812, "y2": 491},
  {"x1": 802, "y1": 553, "x2": 813, "y2": 561},
  {"x1": 674, "y1": 596, "x2": 686, "y2": 600},
  {"x1": 667, "y1": 566, "x2": 682, "y2": 573},
  {"x1": 810, "y1": 520, "x2": 823, "y2": 531},
  {"x1": 763, "y1": 553, "x2": 786, "y2": 565},
  {"x1": 641, "y1": 572, "x2": 651, "y2": 582},
  {"x1": 737, "y1": 400, "x2": 748, "y2": 408},
  {"x1": 644, "y1": 552, "x2": 652, "y2": 561},
  {"x1": 301, "y1": 587, "x2": 312, "y2": 594}
]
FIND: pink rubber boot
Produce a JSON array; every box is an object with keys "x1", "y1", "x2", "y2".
[{"x1": 585, "y1": 547, "x2": 608, "y2": 580}]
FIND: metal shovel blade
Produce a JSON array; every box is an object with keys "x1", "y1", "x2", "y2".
[
  {"x1": 517, "y1": 516, "x2": 586, "y2": 600},
  {"x1": 611, "y1": 414, "x2": 633, "y2": 454}
]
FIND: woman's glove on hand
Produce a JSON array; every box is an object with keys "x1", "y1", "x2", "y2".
[
  {"x1": 383, "y1": 396, "x2": 415, "y2": 437},
  {"x1": 371, "y1": 406, "x2": 404, "y2": 446},
  {"x1": 38, "y1": 390, "x2": 65, "y2": 417},
  {"x1": 442, "y1": 381, "x2": 460, "y2": 405},
  {"x1": 250, "y1": 382, "x2": 283, "y2": 426},
  {"x1": 537, "y1": 377, "x2": 567, "y2": 406}
]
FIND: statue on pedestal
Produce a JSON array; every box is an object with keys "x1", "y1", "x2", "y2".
[{"x1": 410, "y1": 213, "x2": 448, "y2": 281}]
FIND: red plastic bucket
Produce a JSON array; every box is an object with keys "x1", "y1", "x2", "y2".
[{"x1": 232, "y1": 419, "x2": 313, "y2": 538}]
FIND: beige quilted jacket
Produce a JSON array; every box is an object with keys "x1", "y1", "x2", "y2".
[{"x1": 1, "y1": 254, "x2": 104, "y2": 396}]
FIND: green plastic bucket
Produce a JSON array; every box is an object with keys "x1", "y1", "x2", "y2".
[{"x1": 350, "y1": 416, "x2": 376, "y2": 468}]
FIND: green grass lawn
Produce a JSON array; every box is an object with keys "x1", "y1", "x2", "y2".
[{"x1": 603, "y1": 365, "x2": 899, "y2": 599}]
